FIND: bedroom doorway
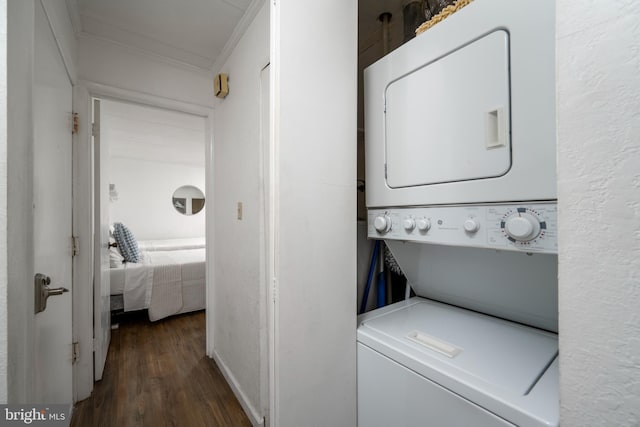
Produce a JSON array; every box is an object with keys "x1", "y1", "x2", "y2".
[
  {"x1": 96, "y1": 96, "x2": 209, "y2": 327},
  {"x1": 78, "y1": 92, "x2": 213, "y2": 397}
]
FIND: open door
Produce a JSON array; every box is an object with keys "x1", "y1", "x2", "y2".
[
  {"x1": 32, "y1": 1, "x2": 73, "y2": 403},
  {"x1": 93, "y1": 98, "x2": 111, "y2": 380},
  {"x1": 260, "y1": 63, "x2": 272, "y2": 424}
]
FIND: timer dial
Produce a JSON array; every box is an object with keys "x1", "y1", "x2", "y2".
[{"x1": 501, "y1": 208, "x2": 545, "y2": 243}]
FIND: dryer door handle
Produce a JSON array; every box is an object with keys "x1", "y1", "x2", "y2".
[{"x1": 486, "y1": 107, "x2": 507, "y2": 149}]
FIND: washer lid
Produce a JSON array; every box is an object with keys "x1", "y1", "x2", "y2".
[{"x1": 359, "y1": 299, "x2": 558, "y2": 396}]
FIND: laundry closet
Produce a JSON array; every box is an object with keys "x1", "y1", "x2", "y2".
[{"x1": 357, "y1": 0, "x2": 558, "y2": 425}]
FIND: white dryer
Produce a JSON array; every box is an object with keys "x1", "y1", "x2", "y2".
[{"x1": 365, "y1": 0, "x2": 556, "y2": 207}]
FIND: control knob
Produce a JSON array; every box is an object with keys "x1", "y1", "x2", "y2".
[
  {"x1": 403, "y1": 218, "x2": 415, "y2": 231},
  {"x1": 463, "y1": 218, "x2": 480, "y2": 233},
  {"x1": 416, "y1": 218, "x2": 431, "y2": 232},
  {"x1": 504, "y1": 213, "x2": 540, "y2": 242},
  {"x1": 374, "y1": 215, "x2": 392, "y2": 233}
]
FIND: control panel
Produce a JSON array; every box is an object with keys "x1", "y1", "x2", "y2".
[{"x1": 368, "y1": 203, "x2": 557, "y2": 254}]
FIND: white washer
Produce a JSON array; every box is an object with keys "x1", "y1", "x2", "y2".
[{"x1": 357, "y1": 299, "x2": 559, "y2": 427}]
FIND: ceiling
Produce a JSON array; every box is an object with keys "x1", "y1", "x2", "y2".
[
  {"x1": 102, "y1": 100, "x2": 206, "y2": 167},
  {"x1": 69, "y1": 0, "x2": 254, "y2": 72},
  {"x1": 67, "y1": 0, "x2": 411, "y2": 74},
  {"x1": 66, "y1": 0, "x2": 406, "y2": 72}
]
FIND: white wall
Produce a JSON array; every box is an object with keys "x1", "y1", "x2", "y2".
[
  {"x1": 273, "y1": 0, "x2": 357, "y2": 425},
  {"x1": 103, "y1": 97, "x2": 207, "y2": 241},
  {"x1": 0, "y1": 0, "x2": 7, "y2": 404},
  {"x1": 109, "y1": 157, "x2": 205, "y2": 240},
  {"x1": 41, "y1": 0, "x2": 77, "y2": 82},
  {"x1": 212, "y1": 2, "x2": 269, "y2": 424},
  {"x1": 557, "y1": 1, "x2": 640, "y2": 425},
  {"x1": 78, "y1": 35, "x2": 214, "y2": 108}
]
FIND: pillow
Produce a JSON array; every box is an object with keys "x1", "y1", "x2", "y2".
[
  {"x1": 109, "y1": 247, "x2": 124, "y2": 268},
  {"x1": 113, "y1": 222, "x2": 141, "y2": 263}
]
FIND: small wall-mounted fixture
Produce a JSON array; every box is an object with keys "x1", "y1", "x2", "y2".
[
  {"x1": 72, "y1": 112, "x2": 79, "y2": 134},
  {"x1": 214, "y1": 73, "x2": 229, "y2": 99},
  {"x1": 109, "y1": 183, "x2": 119, "y2": 202}
]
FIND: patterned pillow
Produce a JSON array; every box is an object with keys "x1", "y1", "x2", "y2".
[{"x1": 113, "y1": 222, "x2": 141, "y2": 263}]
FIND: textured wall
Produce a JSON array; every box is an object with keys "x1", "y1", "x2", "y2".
[
  {"x1": 557, "y1": 1, "x2": 640, "y2": 425},
  {"x1": 212, "y1": 3, "x2": 269, "y2": 423}
]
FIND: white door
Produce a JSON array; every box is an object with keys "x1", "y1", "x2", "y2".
[
  {"x1": 93, "y1": 99, "x2": 111, "y2": 380},
  {"x1": 33, "y1": 1, "x2": 74, "y2": 403},
  {"x1": 260, "y1": 64, "x2": 272, "y2": 424}
]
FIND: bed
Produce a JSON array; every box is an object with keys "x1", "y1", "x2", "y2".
[{"x1": 110, "y1": 237, "x2": 206, "y2": 321}]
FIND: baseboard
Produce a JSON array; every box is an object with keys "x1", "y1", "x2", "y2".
[{"x1": 212, "y1": 350, "x2": 264, "y2": 427}]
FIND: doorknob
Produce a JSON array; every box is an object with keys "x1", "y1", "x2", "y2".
[{"x1": 34, "y1": 273, "x2": 69, "y2": 314}]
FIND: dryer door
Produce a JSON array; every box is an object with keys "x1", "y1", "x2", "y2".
[{"x1": 385, "y1": 30, "x2": 511, "y2": 188}]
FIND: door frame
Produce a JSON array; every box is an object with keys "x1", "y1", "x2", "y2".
[{"x1": 72, "y1": 80, "x2": 216, "y2": 401}]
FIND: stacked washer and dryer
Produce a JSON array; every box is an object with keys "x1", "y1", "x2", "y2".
[{"x1": 358, "y1": 0, "x2": 558, "y2": 426}]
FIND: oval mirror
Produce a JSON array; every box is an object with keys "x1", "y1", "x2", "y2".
[{"x1": 172, "y1": 185, "x2": 205, "y2": 215}]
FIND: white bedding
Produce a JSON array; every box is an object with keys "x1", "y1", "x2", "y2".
[
  {"x1": 112, "y1": 244, "x2": 206, "y2": 321},
  {"x1": 110, "y1": 265, "x2": 125, "y2": 295},
  {"x1": 137, "y1": 237, "x2": 205, "y2": 252}
]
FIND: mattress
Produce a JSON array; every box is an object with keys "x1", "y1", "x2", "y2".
[
  {"x1": 110, "y1": 279, "x2": 204, "y2": 315},
  {"x1": 110, "y1": 266, "x2": 126, "y2": 295},
  {"x1": 137, "y1": 237, "x2": 205, "y2": 252},
  {"x1": 145, "y1": 248, "x2": 205, "y2": 264},
  {"x1": 109, "y1": 241, "x2": 206, "y2": 321},
  {"x1": 110, "y1": 248, "x2": 205, "y2": 296}
]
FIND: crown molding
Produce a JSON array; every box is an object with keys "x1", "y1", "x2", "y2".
[
  {"x1": 222, "y1": 0, "x2": 250, "y2": 12},
  {"x1": 212, "y1": 0, "x2": 266, "y2": 74},
  {"x1": 77, "y1": 31, "x2": 216, "y2": 79},
  {"x1": 65, "y1": 0, "x2": 83, "y2": 33}
]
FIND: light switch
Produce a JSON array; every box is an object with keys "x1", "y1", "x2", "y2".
[{"x1": 237, "y1": 202, "x2": 243, "y2": 220}]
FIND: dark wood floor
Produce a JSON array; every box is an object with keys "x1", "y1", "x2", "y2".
[{"x1": 72, "y1": 311, "x2": 251, "y2": 427}]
